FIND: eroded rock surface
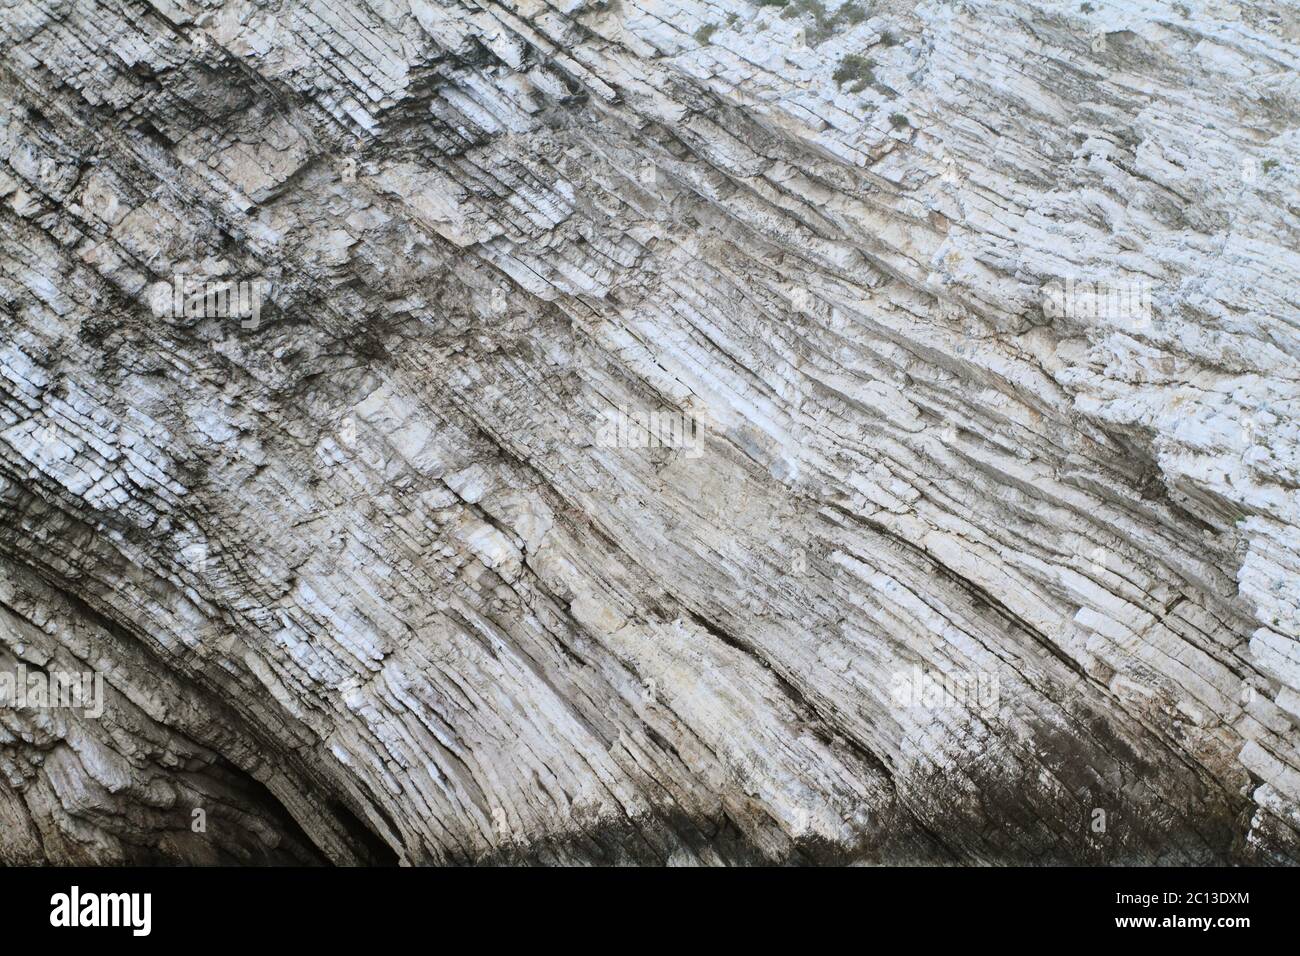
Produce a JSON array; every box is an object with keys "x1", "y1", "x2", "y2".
[{"x1": 0, "y1": 0, "x2": 1297, "y2": 864}]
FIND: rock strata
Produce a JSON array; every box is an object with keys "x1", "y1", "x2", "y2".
[{"x1": 0, "y1": 0, "x2": 1297, "y2": 864}]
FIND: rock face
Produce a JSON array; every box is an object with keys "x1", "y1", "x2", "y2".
[{"x1": 0, "y1": 0, "x2": 1296, "y2": 866}]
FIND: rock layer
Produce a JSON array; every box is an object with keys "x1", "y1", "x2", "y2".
[{"x1": 0, "y1": 0, "x2": 1297, "y2": 864}]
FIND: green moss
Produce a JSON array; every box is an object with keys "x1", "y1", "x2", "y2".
[
  {"x1": 1262, "y1": 159, "x2": 1279, "y2": 173},
  {"x1": 889, "y1": 112, "x2": 909, "y2": 129}
]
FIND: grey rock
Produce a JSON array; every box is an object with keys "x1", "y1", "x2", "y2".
[{"x1": 0, "y1": 0, "x2": 1296, "y2": 864}]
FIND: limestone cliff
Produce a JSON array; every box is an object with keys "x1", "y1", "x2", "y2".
[{"x1": 0, "y1": 0, "x2": 1297, "y2": 864}]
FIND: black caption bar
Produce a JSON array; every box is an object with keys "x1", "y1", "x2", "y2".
[{"x1": 0, "y1": 865, "x2": 1280, "y2": 945}]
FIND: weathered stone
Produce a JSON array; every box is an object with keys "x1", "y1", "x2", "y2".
[{"x1": 0, "y1": 0, "x2": 1296, "y2": 865}]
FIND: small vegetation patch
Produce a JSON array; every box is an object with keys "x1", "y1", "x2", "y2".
[
  {"x1": 889, "y1": 112, "x2": 910, "y2": 129},
  {"x1": 780, "y1": 0, "x2": 829, "y2": 23},
  {"x1": 839, "y1": 2, "x2": 867, "y2": 26},
  {"x1": 694, "y1": 22, "x2": 719, "y2": 44},
  {"x1": 756, "y1": 0, "x2": 872, "y2": 46},
  {"x1": 833, "y1": 54, "x2": 876, "y2": 93}
]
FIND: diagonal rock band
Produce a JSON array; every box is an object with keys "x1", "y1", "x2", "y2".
[{"x1": 0, "y1": 0, "x2": 1295, "y2": 865}]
